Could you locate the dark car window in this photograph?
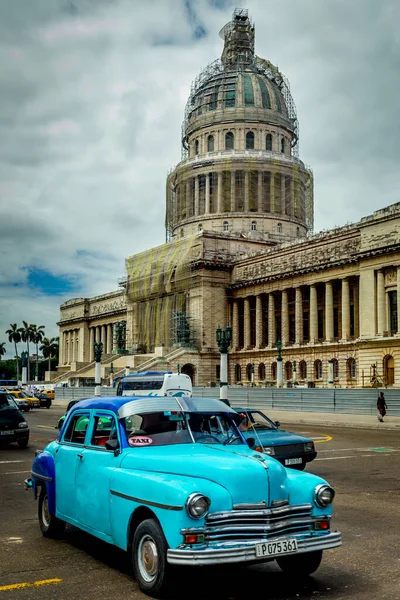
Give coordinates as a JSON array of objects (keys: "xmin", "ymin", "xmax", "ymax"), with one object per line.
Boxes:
[
  {"xmin": 239, "ymin": 410, "xmax": 277, "ymax": 431},
  {"xmin": 63, "ymin": 412, "xmax": 90, "ymax": 445},
  {"xmin": 90, "ymin": 414, "xmax": 117, "ymax": 448},
  {"xmin": 0, "ymin": 394, "xmax": 17, "ymax": 410}
]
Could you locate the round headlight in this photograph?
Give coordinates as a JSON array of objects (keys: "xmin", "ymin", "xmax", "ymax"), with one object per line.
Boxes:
[
  {"xmin": 315, "ymin": 484, "xmax": 335, "ymax": 507},
  {"xmin": 186, "ymin": 493, "xmax": 211, "ymax": 519}
]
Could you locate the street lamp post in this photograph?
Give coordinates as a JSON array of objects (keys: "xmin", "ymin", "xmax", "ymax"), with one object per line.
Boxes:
[
  {"xmin": 328, "ymin": 359, "xmax": 334, "ymax": 389},
  {"xmin": 21, "ymin": 351, "xmax": 28, "ymax": 386},
  {"xmin": 293, "ymin": 359, "xmax": 297, "ymax": 383},
  {"xmin": 276, "ymin": 340, "xmax": 283, "ymax": 388},
  {"xmin": 216, "ymin": 325, "xmax": 232, "ymax": 405},
  {"xmin": 109, "ymin": 362, "xmax": 114, "ymax": 387},
  {"xmin": 94, "ymin": 341, "xmax": 103, "ymax": 397}
]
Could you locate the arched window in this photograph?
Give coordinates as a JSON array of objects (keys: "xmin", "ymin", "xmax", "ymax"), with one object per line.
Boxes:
[
  {"xmin": 195, "ymin": 140, "xmax": 199, "ymax": 154},
  {"xmin": 246, "ymin": 363, "xmax": 253, "ymax": 382},
  {"xmin": 225, "ymin": 131, "xmax": 234, "ymax": 150},
  {"xmin": 258, "ymin": 363, "xmax": 266, "ymax": 380},
  {"xmin": 266, "ymin": 133, "xmax": 272, "ymax": 151},
  {"xmin": 281, "ymin": 137, "xmax": 285, "ymax": 153},
  {"xmin": 299, "ymin": 360, "xmax": 307, "ymax": 380},
  {"xmin": 347, "ymin": 358, "xmax": 356, "ymax": 380},
  {"xmin": 207, "ymin": 135, "xmax": 214, "ymax": 152},
  {"xmin": 277, "ymin": 223, "xmax": 282, "ymax": 233},
  {"xmin": 251, "ymin": 221, "xmax": 257, "ymax": 231},
  {"xmin": 271, "ymin": 362, "xmax": 277, "ymax": 381},
  {"xmin": 198, "ymin": 224, "xmax": 202, "ymax": 231},
  {"xmin": 314, "ymin": 360, "xmax": 322, "ymax": 380},
  {"xmin": 285, "ymin": 361, "xmax": 293, "ymax": 381},
  {"xmin": 223, "ymin": 221, "xmax": 229, "ymax": 232},
  {"xmin": 246, "ymin": 131, "xmax": 254, "ymax": 150},
  {"xmin": 383, "ymin": 354, "xmax": 395, "ymax": 385},
  {"xmin": 331, "ymin": 358, "xmax": 339, "ymax": 380},
  {"xmin": 235, "ymin": 364, "xmax": 242, "ymax": 382}
]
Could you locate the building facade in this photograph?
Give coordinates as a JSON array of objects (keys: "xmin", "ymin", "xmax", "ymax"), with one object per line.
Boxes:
[{"xmin": 56, "ymin": 9, "xmax": 400, "ymax": 388}]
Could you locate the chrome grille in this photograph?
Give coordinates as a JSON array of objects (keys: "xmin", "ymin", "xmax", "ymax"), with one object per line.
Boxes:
[{"xmin": 204, "ymin": 504, "xmax": 313, "ymax": 542}]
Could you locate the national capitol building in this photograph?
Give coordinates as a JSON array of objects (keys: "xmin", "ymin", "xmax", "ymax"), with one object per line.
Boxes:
[{"xmin": 55, "ymin": 9, "xmax": 400, "ymax": 389}]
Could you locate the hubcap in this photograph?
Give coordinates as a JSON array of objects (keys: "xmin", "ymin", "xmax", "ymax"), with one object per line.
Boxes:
[
  {"xmin": 138, "ymin": 535, "xmax": 159, "ymax": 583},
  {"xmin": 42, "ymin": 494, "xmax": 50, "ymax": 528}
]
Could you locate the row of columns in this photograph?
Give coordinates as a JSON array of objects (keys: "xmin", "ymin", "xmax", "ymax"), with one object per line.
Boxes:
[
  {"xmin": 177, "ymin": 170, "xmax": 301, "ymax": 220},
  {"xmin": 232, "ymin": 278, "xmax": 359, "ymax": 350},
  {"xmin": 88, "ymin": 323, "xmax": 115, "ymax": 362},
  {"xmin": 190, "ymin": 129, "xmax": 290, "ymax": 157},
  {"xmin": 61, "ymin": 329, "xmax": 80, "ymax": 365}
]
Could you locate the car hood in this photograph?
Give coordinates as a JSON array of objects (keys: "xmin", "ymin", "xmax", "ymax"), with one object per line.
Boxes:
[
  {"xmin": 242, "ymin": 428, "xmax": 311, "ymax": 447},
  {"xmin": 120, "ymin": 444, "xmax": 289, "ymax": 506},
  {"xmin": 0, "ymin": 407, "xmax": 25, "ymax": 426}
]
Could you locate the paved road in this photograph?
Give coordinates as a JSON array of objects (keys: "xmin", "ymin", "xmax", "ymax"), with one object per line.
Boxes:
[{"xmin": 0, "ymin": 407, "xmax": 399, "ymax": 600}]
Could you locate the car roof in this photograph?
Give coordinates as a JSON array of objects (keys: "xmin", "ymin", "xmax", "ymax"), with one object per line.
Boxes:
[{"xmin": 69, "ymin": 396, "xmax": 238, "ymax": 419}]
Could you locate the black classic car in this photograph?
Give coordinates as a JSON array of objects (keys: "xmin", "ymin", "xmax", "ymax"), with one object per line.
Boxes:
[{"xmin": 0, "ymin": 391, "xmax": 29, "ymax": 448}]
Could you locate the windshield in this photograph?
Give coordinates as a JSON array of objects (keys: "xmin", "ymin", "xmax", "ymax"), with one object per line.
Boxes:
[
  {"xmin": 123, "ymin": 411, "xmax": 243, "ymax": 447},
  {"xmin": 239, "ymin": 410, "xmax": 277, "ymax": 431}
]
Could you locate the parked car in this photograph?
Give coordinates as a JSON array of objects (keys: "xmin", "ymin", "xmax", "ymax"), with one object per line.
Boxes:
[
  {"xmin": 235, "ymin": 408, "xmax": 317, "ymax": 470},
  {"xmin": 26, "ymin": 396, "xmax": 341, "ymax": 596},
  {"xmin": 3, "ymin": 392, "xmax": 30, "ymax": 413},
  {"xmin": 0, "ymin": 391, "xmax": 29, "ymax": 448},
  {"xmin": 34, "ymin": 393, "xmax": 52, "ymax": 409},
  {"xmin": 9, "ymin": 391, "xmax": 40, "ymax": 409}
]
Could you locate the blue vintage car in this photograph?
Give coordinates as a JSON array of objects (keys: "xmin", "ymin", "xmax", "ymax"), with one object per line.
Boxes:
[
  {"xmin": 25, "ymin": 396, "xmax": 341, "ymax": 596},
  {"xmin": 235, "ymin": 408, "xmax": 317, "ymax": 470}
]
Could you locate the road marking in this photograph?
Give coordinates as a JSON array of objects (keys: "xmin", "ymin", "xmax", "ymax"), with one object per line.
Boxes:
[
  {"xmin": 0, "ymin": 470, "xmax": 31, "ymax": 475},
  {"xmin": 37, "ymin": 425, "xmax": 56, "ymax": 430},
  {"xmin": 0, "ymin": 579, "xmax": 62, "ymax": 592},
  {"xmin": 316, "ymin": 453, "xmax": 390, "ymax": 461},
  {"xmin": 3, "ymin": 537, "xmax": 23, "ymax": 544},
  {"xmin": 369, "ymin": 447, "xmax": 394, "ymax": 453},
  {"xmin": 312, "ymin": 435, "xmax": 332, "ymax": 443},
  {"xmin": 0, "ymin": 460, "xmax": 25, "ymax": 465}
]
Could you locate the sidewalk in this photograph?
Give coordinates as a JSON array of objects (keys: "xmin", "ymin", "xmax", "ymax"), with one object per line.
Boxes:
[{"xmin": 264, "ymin": 410, "xmax": 400, "ymax": 430}]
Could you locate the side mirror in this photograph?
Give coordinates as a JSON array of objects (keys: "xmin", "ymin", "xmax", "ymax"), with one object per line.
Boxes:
[
  {"xmin": 105, "ymin": 439, "xmax": 120, "ymax": 455},
  {"xmin": 275, "ymin": 421, "xmax": 280, "ymax": 427},
  {"xmin": 247, "ymin": 437, "xmax": 256, "ymax": 449}
]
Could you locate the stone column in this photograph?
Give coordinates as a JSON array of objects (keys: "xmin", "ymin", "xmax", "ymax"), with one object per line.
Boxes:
[
  {"xmin": 270, "ymin": 172, "xmax": 275, "ymax": 212},
  {"xmin": 194, "ymin": 175, "xmax": 199, "ymax": 216},
  {"xmin": 341, "ymin": 278, "xmax": 350, "ymax": 341},
  {"xmin": 101, "ymin": 324, "xmax": 106, "ymax": 348},
  {"xmin": 186, "ymin": 179, "xmax": 191, "ymax": 218},
  {"xmin": 89, "ymin": 327, "xmax": 94, "ymax": 361},
  {"xmin": 58, "ymin": 331, "xmax": 64, "ymax": 365},
  {"xmin": 295, "ymin": 287, "xmax": 303, "ymax": 345},
  {"xmin": 244, "ymin": 171, "xmax": 249, "ymax": 212},
  {"xmin": 255, "ymin": 295, "xmax": 263, "ymax": 349},
  {"xmin": 397, "ymin": 267, "xmax": 400, "ymax": 334},
  {"xmin": 280, "ymin": 173, "xmax": 285, "ymax": 214},
  {"xmin": 67, "ymin": 331, "xmax": 72, "ymax": 364},
  {"xmin": 217, "ymin": 172, "xmax": 223, "ymax": 213},
  {"xmin": 281, "ymin": 290, "xmax": 289, "ymax": 346},
  {"xmin": 268, "ymin": 293, "xmax": 276, "ymax": 347},
  {"xmin": 230, "ymin": 171, "xmax": 236, "ymax": 212},
  {"xmin": 232, "ymin": 301, "xmax": 239, "ymax": 349},
  {"xmin": 244, "ymin": 297, "xmax": 251, "ymax": 349},
  {"xmin": 205, "ymin": 173, "xmax": 210, "ymax": 214},
  {"xmin": 325, "ymin": 281, "xmax": 334, "ymax": 341},
  {"xmin": 377, "ymin": 270, "xmax": 386, "ymax": 335},
  {"xmin": 310, "ymin": 285, "xmax": 318, "ymax": 343},
  {"xmin": 106, "ymin": 324, "xmax": 113, "ymax": 354},
  {"xmin": 257, "ymin": 171, "xmax": 263, "ymax": 213}
]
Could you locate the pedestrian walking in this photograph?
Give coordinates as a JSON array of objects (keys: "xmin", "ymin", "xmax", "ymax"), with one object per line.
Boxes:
[{"xmin": 377, "ymin": 391, "xmax": 387, "ymax": 422}]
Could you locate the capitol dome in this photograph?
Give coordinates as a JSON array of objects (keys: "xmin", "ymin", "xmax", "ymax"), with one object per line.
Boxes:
[{"xmin": 166, "ymin": 8, "xmax": 312, "ymax": 244}]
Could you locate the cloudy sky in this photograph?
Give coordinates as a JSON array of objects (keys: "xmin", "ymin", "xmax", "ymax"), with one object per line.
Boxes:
[{"xmin": 1, "ymin": 0, "xmax": 399, "ymax": 357}]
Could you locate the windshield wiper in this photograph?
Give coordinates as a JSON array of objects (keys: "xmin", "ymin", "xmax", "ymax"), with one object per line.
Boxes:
[{"xmin": 223, "ymin": 435, "xmax": 241, "ymax": 446}]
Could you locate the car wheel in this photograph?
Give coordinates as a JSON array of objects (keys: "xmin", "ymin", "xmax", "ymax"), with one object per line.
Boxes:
[
  {"xmin": 132, "ymin": 519, "xmax": 172, "ymax": 596},
  {"xmin": 17, "ymin": 438, "xmax": 29, "ymax": 449},
  {"xmin": 38, "ymin": 487, "xmax": 65, "ymax": 538},
  {"xmin": 277, "ymin": 550, "xmax": 323, "ymax": 576}
]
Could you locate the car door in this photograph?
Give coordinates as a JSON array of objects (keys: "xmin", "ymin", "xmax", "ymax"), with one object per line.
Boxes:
[
  {"xmin": 75, "ymin": 411, "xmax": 121, "ymax": 537},
  {"xmin": 55, "ymin": 410, "xmax": 91, "ymax": 522}
]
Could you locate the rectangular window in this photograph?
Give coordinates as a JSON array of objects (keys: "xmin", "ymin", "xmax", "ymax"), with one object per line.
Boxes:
[
  {"xmin": 63, "ymin": 413, "xmax": 90, "ymax": 445},
  {"xmin": 317, "ymin": 309, "xmax": 324, "ymax": 340},
  {"xmin": 389, "ymin": 291, "xmax": 398, "ymax": 334},
  {"xmin": 90, "ymin": 415, "xmax": 117, "ymax": 448},
  {"xmin": 333, "ymin": 307, "xmax": 339, "ymax": 338}
]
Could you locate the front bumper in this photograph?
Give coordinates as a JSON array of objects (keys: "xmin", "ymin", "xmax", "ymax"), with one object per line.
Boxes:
[
  {"xmin": 167, "ymin": 531, "xmax": 342, "ymax": 566},
  {"xmin": 0, "ymin": 430, "xmax": 29, "ymax": 444}
]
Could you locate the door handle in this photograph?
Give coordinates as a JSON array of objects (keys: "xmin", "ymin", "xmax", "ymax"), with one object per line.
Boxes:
[{"xmin": 77, "ymin": 453, "xmax": 83, "ymax": 459}]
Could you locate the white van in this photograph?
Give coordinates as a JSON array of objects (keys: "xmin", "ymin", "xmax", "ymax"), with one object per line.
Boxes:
[{"xmin": 116, "ymin": 371, "xmax": 192, "ymax": 397}]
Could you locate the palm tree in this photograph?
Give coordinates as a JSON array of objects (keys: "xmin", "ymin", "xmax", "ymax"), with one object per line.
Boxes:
[
  {"xmin": 40, "ymin": 337, "xmax": 59, "ymax": 375},
  {"xmin": 0, "ymin": 342, "xmax": 6, "ymax": 360},
  {"xmin": 31, "ymin": 324, "xmax": 45, "ymax": 381},
  {"xmin": 20, "ymin": 321, "xmax": 34, "ymax": 381},
  {"xmin": 5, "ymin": 324, "xmax": 21, "ymax": 380}
]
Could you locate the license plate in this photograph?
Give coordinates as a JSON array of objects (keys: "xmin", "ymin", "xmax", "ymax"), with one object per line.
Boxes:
[
  {"xmin": 285, "ymin": 457, "xmax": 302, "ymax": 465},
  {"xmin": 256, "ymin": 538, "xmax": 298, "ymax": 558},
  {"xmin": 0, "ymin": 430, "xmax": 14, "ymax": 436}
]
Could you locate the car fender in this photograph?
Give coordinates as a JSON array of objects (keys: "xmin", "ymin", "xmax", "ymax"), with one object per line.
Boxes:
[
  {"xmin": 286, "ymin": 469, "xmax": 334, "ymax": 516},
  {"xmin": 109, "ymin": 470, "xmax": 232, "ymax": 551},
  {"xmin": 31, "ymin": 450, "xmax": 57, "ymax": 514}
]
